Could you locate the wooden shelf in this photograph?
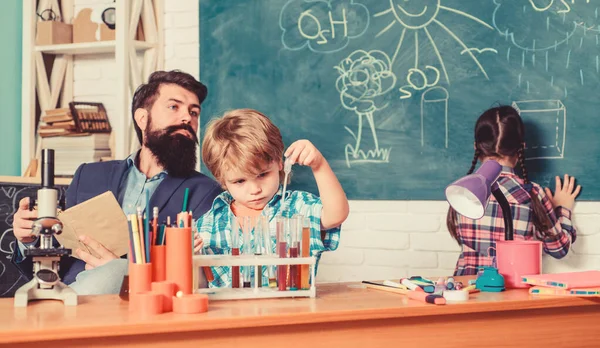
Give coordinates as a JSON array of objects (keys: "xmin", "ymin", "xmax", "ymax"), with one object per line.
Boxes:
[
  {"xmin": 22, "ymin": 0, "xmax": 165, "ymax": 174},
  {"xmin": 35, "ymin": 40, "xmax": 155, "ymax": 55},
  {"xmin": 0, "ymin": 176, "xmax": 71, "ymax": 185}
]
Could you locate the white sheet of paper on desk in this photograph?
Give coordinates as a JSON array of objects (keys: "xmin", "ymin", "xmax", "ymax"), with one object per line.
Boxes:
[{"xmin": 55, "ymin": 191, "xmax": 129, "ymax": 260}]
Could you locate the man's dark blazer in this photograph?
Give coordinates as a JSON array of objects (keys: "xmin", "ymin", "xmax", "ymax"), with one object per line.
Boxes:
[{"xmin": 12, "ymin": 159, "xmax": 222, "ymax": 284}]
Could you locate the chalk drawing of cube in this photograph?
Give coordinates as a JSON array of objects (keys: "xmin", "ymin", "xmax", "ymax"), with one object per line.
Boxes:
[{"xmin": 512, "ymin": 100, "xmax": 566, "ymax": 160}]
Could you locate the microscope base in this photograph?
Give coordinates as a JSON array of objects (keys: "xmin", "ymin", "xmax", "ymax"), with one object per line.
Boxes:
[{"xmin": 14, "ymin": 279, "xmax": 78, "ymax": 307}]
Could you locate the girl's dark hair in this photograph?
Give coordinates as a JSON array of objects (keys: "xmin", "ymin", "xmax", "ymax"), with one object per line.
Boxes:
[{"xmin": 446, "ymin": 105, "xmax": 552, "ymax": 244}]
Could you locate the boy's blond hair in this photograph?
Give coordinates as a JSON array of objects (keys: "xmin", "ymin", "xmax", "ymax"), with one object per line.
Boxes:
[{"xmin": 202, "ymin": 108, "xmax": 285, "ymax": 187}]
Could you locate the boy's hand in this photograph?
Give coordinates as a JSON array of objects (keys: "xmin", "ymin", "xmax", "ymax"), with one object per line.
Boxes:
[
  {"xmin": 285, "ymin": 140, "xmax": 324, "ymax": 171},
  {"xmin": 544, "ymin": 174, "xmax": 581, "ymax": 211},
  {"xmin": 193, "ymin": 234, "xmax": 204, "ymax": 254}
]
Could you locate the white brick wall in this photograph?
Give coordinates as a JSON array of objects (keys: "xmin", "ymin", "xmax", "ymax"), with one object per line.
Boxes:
[
  {"xmin": 317, "ymin": 201, "xmax": 600, "ymax": 282},
  {"xmin": 72, "ymin": 0, "xmax": 117, "ymax": 125},
  {"xmin": 73, "ymin": 0, "xmax": 200, "ymax": 127},
  {"xmin": 72, "ymin": 0, "xmax": 600, "ymax": 283},
  {"xmin": 163, "ymin": 1, "xmax": 199, "ymax": 78}
]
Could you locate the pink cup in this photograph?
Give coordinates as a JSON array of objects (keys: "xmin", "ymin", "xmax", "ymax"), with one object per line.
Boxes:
[{"xmin": 494, "ymin": 240, "xmax": 542, "ymax": 288}]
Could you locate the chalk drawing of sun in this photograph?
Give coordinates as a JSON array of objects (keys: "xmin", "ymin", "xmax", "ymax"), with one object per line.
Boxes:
[{"xmin": 375, "ymin": 0, "xmax": 495, "ymax": 84}]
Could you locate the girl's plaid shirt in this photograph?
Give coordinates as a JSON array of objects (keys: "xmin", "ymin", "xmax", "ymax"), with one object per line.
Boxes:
[{"xmin": 452, "ymin": 169, "xmax": 576, "ymax": 276}]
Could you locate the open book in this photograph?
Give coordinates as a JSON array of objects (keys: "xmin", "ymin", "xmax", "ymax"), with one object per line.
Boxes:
[{"xmin": 55, "ymin": 191, "xmax": 129, "ymax": 260}]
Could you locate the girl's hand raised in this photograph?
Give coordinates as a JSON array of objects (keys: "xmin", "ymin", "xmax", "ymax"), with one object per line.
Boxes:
[{"xmin": 544, "ymin": 174, "xmax": 581, "ymax": 211}]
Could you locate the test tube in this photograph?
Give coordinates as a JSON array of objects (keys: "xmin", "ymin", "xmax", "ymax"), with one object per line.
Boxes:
[
  {"xmin": 254, "ymin": 216, "xmax": 266, "ymax": 288},
  {"xmin": 260, "ymin": 216, "xmax": 277, "ymax": 288},
  {"xmin": 242, "ymin": 216, "xmax": 253, "ymax": 288},
  {"xmin": 301, "ymin": 217, "xmax": 310, "ymax": 290},
  {"xmin": 288, "ymin": 216, "xmax": 300, "ymax": 291},
  {"xmin": 230, "ymin": 215, "xmax": 240, "ymax": 288},
  {"xmin": 276, "ymin": 216, "xmax": 287, "ymax": 291}
]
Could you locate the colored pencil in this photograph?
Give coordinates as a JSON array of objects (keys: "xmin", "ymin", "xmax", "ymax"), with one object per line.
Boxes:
[
  {"xmin": 182, "ymin": 187, "xmax": 190, "ymax": 211},
  {"xmin": 127, "ymin": 216, "xmax": 136, "ymax": 264},
  {"xmin": 130, "ymin": 214, "xmax": 142, "ymax": 264},
  {"xmin": 362, "ymin": 281, "xmax": 446, "ymax": 305},
  {"xmin": 145, "ymin": 190, "xmax": 151, "ymax": 262},
  {"xmin": 152, "ymin": 207, "xmax": 158, "ymax": 245}
]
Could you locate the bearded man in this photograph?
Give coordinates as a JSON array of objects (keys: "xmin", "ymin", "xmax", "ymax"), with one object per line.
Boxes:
[{"xmin": 11, "ymin": 70, "xmax": 222, "ymax": 294}]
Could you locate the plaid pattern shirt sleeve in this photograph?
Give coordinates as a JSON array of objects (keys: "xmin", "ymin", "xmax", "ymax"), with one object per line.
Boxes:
[
  {"xmin": 196, "ymin": 189, "xmax": 342, "ymax": 288},
  {"xmin": 531, "ymin": 183, "xmax": 576, "ymax": 259},
  {"xmin": 196, "ymin": 192, "xmax": 233, "ymax": 288}
]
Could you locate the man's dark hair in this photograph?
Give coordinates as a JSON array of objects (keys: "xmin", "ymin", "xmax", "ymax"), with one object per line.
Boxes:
[{"xmin": 131, "ymin": 70, "xmax": 208, "ymax": 144}]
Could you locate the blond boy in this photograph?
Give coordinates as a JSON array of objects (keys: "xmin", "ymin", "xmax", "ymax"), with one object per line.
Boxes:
[{"xmin": 196, "ymin": 108, "xmax": 349, "ymax": 287}]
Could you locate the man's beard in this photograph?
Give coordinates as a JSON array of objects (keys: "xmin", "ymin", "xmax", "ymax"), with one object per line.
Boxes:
[{"xmin": 144, "ymin": 116, "xmax": 198, "ymax": 178}]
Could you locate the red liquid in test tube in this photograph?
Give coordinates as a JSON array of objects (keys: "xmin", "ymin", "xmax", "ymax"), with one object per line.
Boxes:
[
  {"xmin": 289, "ymin": 244, "xmax": 299, "ymax": 290},
  {"xmin": 276, "ymin": 217, "xmax": 287, "ymax": 291},
  {"xmin": 230, "ymin": 215, "xmax": 240, "ymax": 288},
  {"xmin": 232, "ymin": 248, "xmax": 240, "ymax": 288},
  {"xmin": 289, "ymin": 216, "xmax": 300, "ymax": 291}
]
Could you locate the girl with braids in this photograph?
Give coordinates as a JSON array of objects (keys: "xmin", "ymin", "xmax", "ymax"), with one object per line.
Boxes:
[{"xmin": 447, "ymin": 105, "xmax": 581, "ymax": 276}]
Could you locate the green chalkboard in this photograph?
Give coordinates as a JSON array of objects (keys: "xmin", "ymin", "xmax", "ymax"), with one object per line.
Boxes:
[{"xmin": 200, "ymin": 0, "xmax": 600, "ymax": 200}]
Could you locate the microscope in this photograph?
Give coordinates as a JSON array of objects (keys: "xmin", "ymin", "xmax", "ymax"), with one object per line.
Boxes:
[{"xmin": 14, "ymin": 149, "xmax": 78, "ymax": 307}]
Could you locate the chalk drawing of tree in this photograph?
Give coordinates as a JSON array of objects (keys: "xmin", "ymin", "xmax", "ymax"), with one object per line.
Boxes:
[{"xmin": 335, "ymin": 49, "xmax": 396, "ymax": 167}]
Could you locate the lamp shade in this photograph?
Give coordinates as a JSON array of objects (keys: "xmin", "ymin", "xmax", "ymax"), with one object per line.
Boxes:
[{"xmin": 445, "ymin": 160, "xmax": 502, "ymax": 219}]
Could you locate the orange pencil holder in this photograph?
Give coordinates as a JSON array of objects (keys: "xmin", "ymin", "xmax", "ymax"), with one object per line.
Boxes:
[
  {"xmin": 130, "ymin": 291, "xmax": 163, "ymax": 316},
  {"xmin": 165, "ymin": 227, "xmax": 193, "ymax": 294},
  {"xmin": 151, "ymin": 245, "xmax": 166, "ymax": 282},
  {"xmin": 172, "ymin": 293, "xmax": 209, "ymax": 314},
  {"xmin": 151, "ymin": 281, "xmax": 176, "ymax": 312},
  {"xmin": 128, "ymin": 262, "xmax": 152, "ymax": 311}
]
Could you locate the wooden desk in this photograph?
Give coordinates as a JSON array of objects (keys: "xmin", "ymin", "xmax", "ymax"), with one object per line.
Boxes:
[{"xmin": 1, "ymin": 283, "xmax": 599, "ymax": 347}]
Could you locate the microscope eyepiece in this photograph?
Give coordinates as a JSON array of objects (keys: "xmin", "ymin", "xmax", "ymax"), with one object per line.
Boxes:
[{"xmin": 41, "ymin": 149, "xmax": 55, "ymax": 188}]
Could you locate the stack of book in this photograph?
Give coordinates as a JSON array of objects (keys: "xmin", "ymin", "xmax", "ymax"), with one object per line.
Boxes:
[
  {"xmin": 41, "ymin": 133, "xmax": 112, "ymax": 176},
  {"xmin": 524, "ymin": 271, "xmax": 600, "ymax": 296},
  {"xmin": 38, "ymin": 105, "xmax": 113, "ymax": 176},
  {"xmin": 39, "ymin": 108, "xmax": 77, "ymax": 137}
]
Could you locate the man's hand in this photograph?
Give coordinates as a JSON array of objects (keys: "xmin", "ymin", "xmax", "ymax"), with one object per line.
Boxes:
[
  {"xmin": 13, "ymin": 197, "xmax": 37, "ymax": 244},
  {"xmin": 76, "ymin": 235, "xmax": 118, "ymax": 270}
]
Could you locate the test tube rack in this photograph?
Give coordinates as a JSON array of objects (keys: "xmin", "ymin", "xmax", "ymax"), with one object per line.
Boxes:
[{"xmin": 192, "ymin": 254, "xmax": 317, "ymax": 300}]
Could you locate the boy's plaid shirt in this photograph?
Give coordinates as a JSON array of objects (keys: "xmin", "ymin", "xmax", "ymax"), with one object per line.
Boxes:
[
  {"xmin": 196, "ymin": 187, "xmax": 341, "ymax": 288},
  {"xmin": 452, "ymin": 169, "xmax": 576, "ymax": 276}
]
